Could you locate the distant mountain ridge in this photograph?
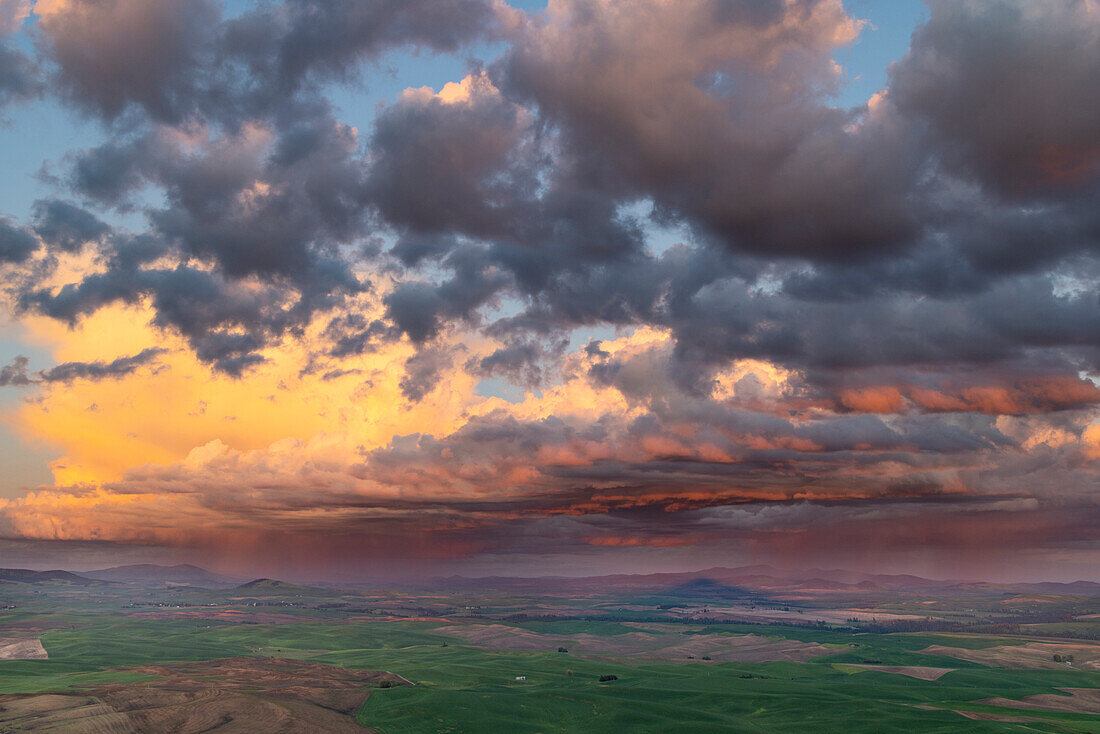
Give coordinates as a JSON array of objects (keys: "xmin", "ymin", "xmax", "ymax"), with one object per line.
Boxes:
[
  {"xmin": 233, "ymin": 578, "xmax": 322, "ymax": 594},
  {"xmin": 237, "ymin": 578, "xmax": 288, "ymax": 589},
  {"xmin": 6, "ymin": 563, "xmax": 1098, "ymax": 596},
  {"xmin": 430, "ymin": 565, "xmax": 1100, "ymax": 597},
  {"xmin": 0, "ymin": 568, "xmax": 100, "ymax": 585},
  {"xmin": 83, "ymin": 564, "xmax": 238, "ymax": 587}
]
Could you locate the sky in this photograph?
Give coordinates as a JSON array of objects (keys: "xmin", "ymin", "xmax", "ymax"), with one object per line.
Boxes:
[{"xmin": 0, "ymin": 0, "xmax": 1097, "ymax": 582}]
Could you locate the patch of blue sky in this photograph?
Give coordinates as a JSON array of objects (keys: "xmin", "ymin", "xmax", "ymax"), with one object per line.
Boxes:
[
  {"xmin": 0, "ymin": 320, "xmax": 57, "ymax": 497},
  {"xmin": 0, "ymin": 315, "xmax": 52, "ymax": 379},
  {"xmin": 325, "ymin": 1, "xmax": 549, "ymax": 133},
  {"xmin": 567, "ymin": 323, "xmax": 619, "ymax": 352},
  {"xmin": 327, "ymin": 47, "xmax": 473, "ymax": 138},
  {"xmin": 0, "ymin": 98, "xmax": 106, "ymax": 220},
  {"xmin": 616, "ymin": 199, "xmax": 694, "ymax": 257},
  {"xmin": 832, "ymin": 0, "xmax": 928, "ymax": 109},
  {"xmin": 475, "ymin": 375, "xmax": 531, "ymax": 403}
]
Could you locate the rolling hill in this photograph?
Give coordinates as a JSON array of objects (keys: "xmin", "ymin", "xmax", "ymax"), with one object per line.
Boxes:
[
  {"xmin": 83, "ymin": 564, "xmax": 238, "ymax": 587},
  {"xmin": 0, "ymin": 568, "xmax": 100, "ymax": 585}
]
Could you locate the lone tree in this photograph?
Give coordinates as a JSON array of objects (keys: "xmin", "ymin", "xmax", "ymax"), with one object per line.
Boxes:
[{"xmin": 599, "ymin": 674, "xmax": 618, "ymax": 682}]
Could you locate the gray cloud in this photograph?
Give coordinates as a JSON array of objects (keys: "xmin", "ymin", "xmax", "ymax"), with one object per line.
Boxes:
[
  {"xmin": 1, "ymin": 348, "xmax": 164, "ymax": 386},
  {"xmin": 0, "ymin": 41, "xmax": 37, "ymax": 109},
  {"xmin": 14, "ymin": 0, "xmax": 501, "ymax": 373},
  {"xmin": 0, "ymin": 354, "xmax": 31, "ymax": 386},
  {"xmin": 0, "ymin": 217, "xmax": 36, "ymax": 263},
  {"xmin": 0, "ymin": 0, "xmax": 1096, "ymax": 512},
  {"xmin": 890, "ymin": 0, "xmax": 1100, "ymax": 197},
  {"xmin": 31, "ymin": 199, "xmax": 109, "ymax": 253},
  {"xmin": 39, "ymin": 348, "xmax": 165, "ymax": 383},
  {"xmin": 400, "ymin": 343, "xmax": 460, "ymax": 402},
  {"xmin": 496, "ymin": 0, "xmax": 920, "ymax": 260},
  {"xmin": 0, "ymin": 0, "xmax": 38, "ymax": 110}
]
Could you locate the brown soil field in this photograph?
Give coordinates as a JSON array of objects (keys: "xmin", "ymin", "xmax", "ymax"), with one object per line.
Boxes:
[
  {"xmin": 657, "ymin": 634, "xmax": 830, "ymax": 663},
  {"xmin": 954, "ymin": 710, "xmax": 1054, "ymax": 723},
  {"xmin": 0, "ymin": 636, "xmax": 47, "ymax": 660},
  {"xmin": 915, "ymin": 701, "xmax": 1067, "ymax": 724},
  {"xmin": 979, "ymin": 688, "xmax": 1100, "ymax": 715},
  {"xmin": 920, "ymin": 641, "xmax": 1100, "ymax": 670},
  {"xmin": 433, "ymin": 623, "xmax": 829, "ymax": 663},
  {"xmin": 0, "ymin": 657, "xmax": 408, "ymax": 733},
  {"xmin": 621, "ymin": 622, "xmax": 707, "ymax": 633},
  {"xmin": 848, "ymin": 664, "xmax": 955, "ymax": 680},
  {"xmin": 0, "ymin": 619, "xmax": 72, "ymax": 635}
]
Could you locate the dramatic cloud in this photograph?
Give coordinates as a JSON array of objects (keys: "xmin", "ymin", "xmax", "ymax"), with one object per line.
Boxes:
[
  {"xmin": 34, "ymin": 0, "xmax": 500, "ymax": 124},
  {"xmin": 14, "ymin": 0, "xmax": 504, "ymax": 373},
  {"xmin": 0, "ymin": 0, "xmax": 1096, "ymax": 577},
  {"xmin": 498, "ymin": 0, "xmax": 919, "ymax": 259},
  {"xmin": 891, "ymin": 0, "xmax": 1100, "ymax": 196}
]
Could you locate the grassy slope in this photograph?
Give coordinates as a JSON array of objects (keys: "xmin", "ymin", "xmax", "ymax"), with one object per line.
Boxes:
[{"xmin": 1, "ymin": 616, "xmax": 1100, "ymax": 732}]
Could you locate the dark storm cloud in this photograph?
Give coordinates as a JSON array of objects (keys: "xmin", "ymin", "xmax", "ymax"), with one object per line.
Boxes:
[
  {"xmin": 383, "ymin": 244, "xmax": 512, "ymax": 343},
  {"xmin": 365, "ymin": 70, "xmax": 652, "ymax": 345},
  {"xmin": 355, "ymin": 0, "xmax": 1100, "ymax": 388},
  {"xmin": 383, "ymin": 282, "xmax": 450, "ymax": 344},
  {"xmin": 8, "ymin": 0, "xmax": 1095, "ymax": 386},
  {"xmin": 0, "ymin": 0, "xmax": 38, "ymax": 109},
  {"xmin": 267, "ymin": 0, "xmax": 498, "ymax": 91},
  {"xmin": 316, "ymin": 340, "xmax": 1095, "ymax": 563},
  {"xmin": 31, "ymin": 199, "xmax": 109, "ymax": 252},
  {"xmin": 399, "ymin": 343, "xmax": 459, "ymax": 402},
  {"xmin": 67, "ymin": 135, "xmax": 156, "ymax": 207},
  {"xmin": 890, "ymin": 0, "xmax": 1100, "ymax": 197},
  {"xmin": 323, "ymin": 313, "xmax": 398, "ymax": 358},
  {"xmin": 666, "ymin": 270, "xmax": 1100, "ymax": 372},
  {"xmin": 13, "ymin": 0, "xmax": 501, "ymax": 373},
  {"xmin": 37, "ymin": 0, "xmax": 499, "ymax": 125},
  {"xmin": 36, "ymin": 0, "xmax": 219, "ymax": 122},
  {"xmin": 0, "ymin": 41, "xmax": 37, "ymax": 108},
  {"xmin": 5, "ymin": 0, "xmax": 1099, "ymax": 479},
  {"xmin": 472, "ymin": 334, "xmax": 568, "ymax": 388},
  {"xmin": 494, "ymin": 0, "xmax": 920, "ymax": 260},
  {"xmin": 3, "ymin": 0, "xmax": 1100, "ymax": 577},
  {"xmin": 147, "ymin": 115, "xmax": 368, "ymax": 282},
  {"xmin": 366, "ymin": 73, "xmax": 536, "ymax": 241},
  {"xmin": 0, "ymin": 217, "xmax": 36, "ymax": 263},
  {"xmin": 64, "ymin": 109, "xmax": 372, "ymax": 284},
  {"xmin": 18, "ymin": 263, "xmax": 292, "ymax": 376}
]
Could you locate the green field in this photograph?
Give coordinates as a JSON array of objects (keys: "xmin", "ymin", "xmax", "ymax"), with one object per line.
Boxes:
[
  {"xmin": 0, "ymin": 613, "xmax": 1098, "ymax": 732},
  {"xmin": 4, "ymin": 577, "xmax": 1100, "ymax": 732}
]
